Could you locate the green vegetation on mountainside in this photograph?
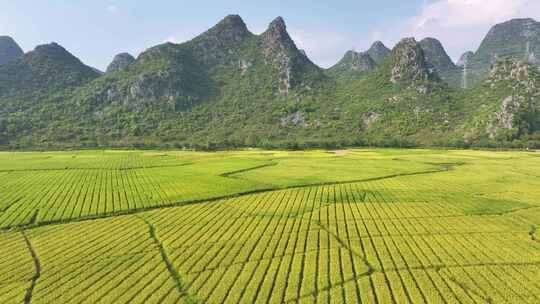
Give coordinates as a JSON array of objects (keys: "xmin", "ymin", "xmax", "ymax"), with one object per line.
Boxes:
[
  {"xmin": 0, "ymin": 16, "xmax": 539, "ymax": 150},
  {"xmin": 467, "ymin": 18, "xmax": 540, "ymax": 86}
]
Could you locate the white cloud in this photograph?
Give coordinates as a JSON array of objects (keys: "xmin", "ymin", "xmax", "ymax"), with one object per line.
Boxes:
[
  {"xmin": 413, "ymin": 0, "xmax": 531, "ymax": 28},
  {"xmin": 106, "ymin": 5, "xmax": 118, "ymax": 13},
  {"xmin": 372, "ymin": 0, "xmax": 540, "ymax": 61}
]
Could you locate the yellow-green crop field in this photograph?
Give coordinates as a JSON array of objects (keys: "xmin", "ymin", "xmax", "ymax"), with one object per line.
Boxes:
[{"xmin": 0, "ymin": 149, "xmax": 539, "ymax": 303}]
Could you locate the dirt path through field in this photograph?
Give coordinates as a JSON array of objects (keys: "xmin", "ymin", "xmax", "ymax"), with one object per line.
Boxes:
[{"xmin": 0, "ymin": 162, "xmax": 461, "ymax": 232}]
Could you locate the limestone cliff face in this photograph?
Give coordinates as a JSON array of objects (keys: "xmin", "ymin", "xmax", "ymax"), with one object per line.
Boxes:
[
  {"xmin": 106, "ymin": 53, "xmax": 135, "ymax": 73},
  {"xmin": 260, "ymin": 17, "xmax": 313, "ymax": 94},
  {"xmin": 327, "ymin": 41, "xmax": 389, "ymax": 80},
  {"xmin": 366, "ymin": 41, "xmax": 391, "ymax": 65},
  {"xmin": 0, "ymin": 42, "xmax": 100, "ymax": 96},
  {"xmin": 487, "ymin": 58, "xmax": 537, "ymax": 86},
  {"xmin": 72, "ymin": 15, "xmax": 324, "ymax": 113},
  {"xmin": 419, "ymin": 38, "xmax": 456, "ymax": 71},
  {"xmin": 468, "ymin": 18, "xmax": 540, "ymax": 85},
  {"xmin": 390, "ymin": 38, "xmax": 435, "ymax": 84},
  {"xmin": 485, "ymin": 59, "xmax": 540, "ymax": 139},
  {"xmin": 419, "ymin": 38, "xmax": 461, "ymax": 86},
  {"xmin": 342, "ymin": 51, "xmax": 376, "ymax": 72},
  {"xmin": 189, "ymin": 14, "xmax": 253, "ymax": 66},
  {"xmin": 488, "ymin": 96, "xmax": 521, "ymax": 135},
  {"xmin": 3, "ymin": 15, "xmax": 539, "ymax": 149},
  {"xmin": 97, "ymin": 15, "xmax": 254, "ymax": 109},
  {"xmin": 327, "ymin": 50, "xmax": 376, "ymax": 79},
  {"xmin": 0, "ymin": 36, "xmax": 23, "ymax": 66}
]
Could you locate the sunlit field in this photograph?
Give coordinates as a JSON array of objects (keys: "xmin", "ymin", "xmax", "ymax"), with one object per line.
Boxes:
[{"xmin": 1, "ymin": 149, "xmax": 539, "ymax": 303}]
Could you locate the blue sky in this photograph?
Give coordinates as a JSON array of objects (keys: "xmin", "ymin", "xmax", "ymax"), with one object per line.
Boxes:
[{"xmin": 1, "ymin": 0, "xmax": 539, "ymax": 70}]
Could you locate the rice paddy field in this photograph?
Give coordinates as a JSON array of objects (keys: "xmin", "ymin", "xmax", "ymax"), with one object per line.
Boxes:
[{"xmin": 0, "ymin": 149, "xmax": 539, "ymax": 303}]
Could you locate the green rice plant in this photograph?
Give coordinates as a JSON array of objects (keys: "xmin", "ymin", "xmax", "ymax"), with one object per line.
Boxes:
[{"xmin": 0, "ymin": 149, "xmax": 539, "ymax": 303}]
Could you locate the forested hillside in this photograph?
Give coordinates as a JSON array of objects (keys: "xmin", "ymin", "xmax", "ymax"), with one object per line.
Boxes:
[{"xmin": 0, "ymin": 16, "xmax": 539, "ymax": 149}]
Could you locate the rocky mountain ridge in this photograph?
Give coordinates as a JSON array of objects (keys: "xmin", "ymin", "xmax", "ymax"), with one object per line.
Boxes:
[
  {"xmin": 418, "ymin": 37, "xmax": 461, "ymax": 86},
  {"xmin": 366, "ymin": 41, "xmax": 391, "ymax": 64},
  {"xmin": 0, "ymin": 15, "xmax": 539, "ymax": 149},
  {"xmin": 106, "ymin": 53, "xmax": 135, "ymax": 72},
  {"xmin": 390, "ymin": 38, "xmax": 436, "ymax": 84},
  {"xmin": 466, "ymin": 18, "xmax": 540, "ymax": 86},
  {"xmin": 0, "ymin": 36, "xmax": 23, "ymax": 66},
  {"xmin": 0, "ymin": 42, "xmax": 100, "ymax": 97},
  {"xmin": 327, "ymin": 50, "xmax": 376, "ymax": 79}
]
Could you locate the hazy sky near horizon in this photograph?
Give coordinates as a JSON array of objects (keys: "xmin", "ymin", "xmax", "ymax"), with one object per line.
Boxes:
[{"xmin": 1, "ymin": 0, "xmax": 539, "ymax": 70}]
